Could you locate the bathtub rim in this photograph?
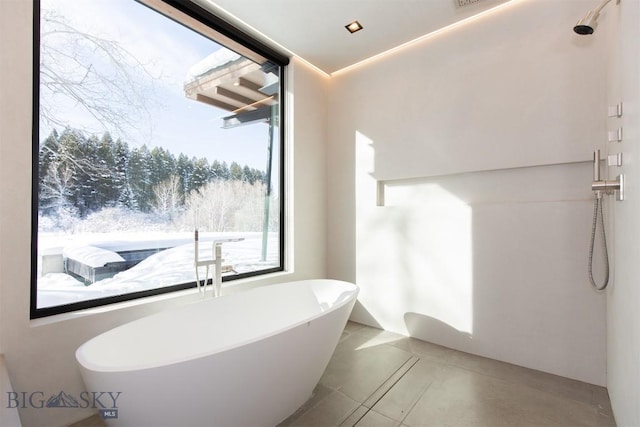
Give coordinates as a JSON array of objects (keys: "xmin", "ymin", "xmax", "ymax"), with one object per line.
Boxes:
[{"xmin": 76, "ymin": 279, "xmax": 358, "ymax": 373}]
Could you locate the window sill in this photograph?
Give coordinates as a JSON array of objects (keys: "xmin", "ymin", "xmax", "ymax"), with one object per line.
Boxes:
[{"xmin": 30, "ymin": 270, "xmax": 294, "ymax": 328}]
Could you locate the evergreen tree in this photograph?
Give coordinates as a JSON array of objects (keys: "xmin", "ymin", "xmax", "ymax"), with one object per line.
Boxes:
[
  {"xmin": 254, "ymin": 168, "xmax": 266, "ymax": 184},
  {"xmin": 210, "ymin": 159, "xmax": 224, "ymax": 181},
  {"xmin": 242, "ymin": 165, "xmax": 254, "ymax": 184},
  {"xmin": 96, "ymin": 132, "xmax": 119, "ymax": 207},
  {"xmin": 176, "ymin": 153, "xmax": 193, "ymax": 198},
  {"xmin": 218, "ymin": 161, "xmax": 230, "ymax": 181},
  {"xmin": 189, "ymin": 157, "xmax": 211, "ymax": 193},
  {"xmin": 112, "ymin": 138, "xmax": 131, "ymax": 208},
  {"xmin": 149, "ymin": 146, "xmax": 176, "ymax": 188},
  {"xmin": 118, "ymin": 182, "xmax": 138, "ymax": 211},
  {"xmin": 128, "ymin": 145, "xmax": 152, "ymax": 211},
  {"xmin": 229, "ymin": 161, "xmax": 243, "ymax": 181}
]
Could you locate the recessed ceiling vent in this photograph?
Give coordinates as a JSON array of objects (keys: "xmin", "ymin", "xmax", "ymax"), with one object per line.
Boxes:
[{"xmin": 455, "ymin": 0, "xmax": 485, "ymax": 8}]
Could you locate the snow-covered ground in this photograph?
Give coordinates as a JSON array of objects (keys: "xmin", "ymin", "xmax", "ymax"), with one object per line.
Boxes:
[{"xmin": 37, "ymin": 232, "xmax": 279, "ymax": 308}]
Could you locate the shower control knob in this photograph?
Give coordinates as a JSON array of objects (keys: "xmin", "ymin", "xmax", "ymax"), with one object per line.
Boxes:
[
  {"xmin": 608, "ymin": 128, "xmax": 623, "ymax": 143},
  {"xmin": 607, "ymin": 103, "xmax": 623, "ymax": 118},
  {"xmin": 607, "ymin": 153, "xmax": 623, "ymax": 167}
]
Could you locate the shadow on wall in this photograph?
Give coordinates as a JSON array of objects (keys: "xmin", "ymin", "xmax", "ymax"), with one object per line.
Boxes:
[
  {"xmin": 350, "ymin": 301, "xmax": 383, "ymax": 329},
  {"xmin": 350, "ymin": 130, "xmax": 607, "ymax": 383},
  {"xmin": 404, "ymin": 312, "xmax": 472, "ymax": 344}
]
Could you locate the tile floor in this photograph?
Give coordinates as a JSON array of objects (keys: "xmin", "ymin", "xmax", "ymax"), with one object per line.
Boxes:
[
  {"xmin": 70, "ymin": 321, "xmax": 615, "ymax": 427},
  {"xmin": 279, "ymin": 322, "xmax": 615, "ymax": 427}
]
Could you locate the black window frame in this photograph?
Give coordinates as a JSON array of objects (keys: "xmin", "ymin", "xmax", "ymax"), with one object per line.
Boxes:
[{"xmin": 30, "ymin": 0, "xmax": 288, "ymax": 319}]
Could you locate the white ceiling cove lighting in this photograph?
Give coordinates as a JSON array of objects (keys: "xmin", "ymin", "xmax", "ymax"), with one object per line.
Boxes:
[
  {"xmin": 345, "ymin": 20, "xmax": 363, "ymax": 34},
  {"xmin": 196, "ymin": 0, "xmax": 513, "ymax": 74}
]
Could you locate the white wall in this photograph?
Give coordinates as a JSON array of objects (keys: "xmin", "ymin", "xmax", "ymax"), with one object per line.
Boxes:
[
  {"xmin": 0, "ymin": 1, "xmax": 329, "ymax": 424},
  {"xmin": 288, "ymin": 60, "xmax": 330, "ymax": 276},
  {"xmin": 0, "ymin": 356, "xmax": 21, "ymax": 427},
  {"xmin": 606, "ymin": 0, "xmax": 640, "ymax": 424},
  {"xmin": 327, "ymin": 0, "xmax": 609, "ymax": 385}
]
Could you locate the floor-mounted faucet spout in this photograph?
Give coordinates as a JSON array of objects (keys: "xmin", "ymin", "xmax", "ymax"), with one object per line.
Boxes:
[{"xmin": 194, "ymin": 230, "xmax": 244, "ymax": 297}]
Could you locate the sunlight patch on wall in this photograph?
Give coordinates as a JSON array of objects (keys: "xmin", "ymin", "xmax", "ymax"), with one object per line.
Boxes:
[
  {"xmin": 354, "ymin": 131, "xmax": 474, "ymax": 336},
  {"xmin": 384, "ymin": 181, "xmax": 473, "ymax": 335},
  {"xmin": 354, "ymin": 131, "xmax": 401, "ymax": 329}
]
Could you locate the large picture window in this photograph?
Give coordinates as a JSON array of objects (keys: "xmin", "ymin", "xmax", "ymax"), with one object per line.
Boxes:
[{"xmin": 31, "ymin": 0, "xmax": 287, "ymax": 318}]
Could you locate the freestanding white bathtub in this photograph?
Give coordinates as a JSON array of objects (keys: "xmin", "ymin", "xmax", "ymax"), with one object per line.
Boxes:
[{"xmin": 76, "ymin": 279, "xmax": 358, "ymax": 426}]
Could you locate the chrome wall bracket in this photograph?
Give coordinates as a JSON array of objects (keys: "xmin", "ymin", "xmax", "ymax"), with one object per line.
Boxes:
[
  {"xmin": 592, "ymin": 176, "xmax": 624, "ymax": 200},
  {"xmin": 592, "ymin": 150, "xmax": 624, "ymax": 201}
]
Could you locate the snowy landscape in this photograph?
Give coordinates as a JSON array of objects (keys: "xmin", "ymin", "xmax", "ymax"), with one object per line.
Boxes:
[
  {"xmin": 35, "ymin": 0, "xmax": 282, "ymax": 311},
  {"xmin": 37, "ymin": 231, "xmax": 280, "ymax": 308}
]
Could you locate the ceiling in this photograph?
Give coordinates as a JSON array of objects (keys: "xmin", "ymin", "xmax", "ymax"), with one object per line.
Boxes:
[{"xmin": 195, "ymin": 0, "xmax": 512, "ymax": 75}]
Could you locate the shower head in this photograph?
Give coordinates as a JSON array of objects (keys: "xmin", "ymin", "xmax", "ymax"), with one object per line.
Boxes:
[
  {"xmin": 573, "ymin": 0, "xmax": 619, "ymax": 35},
  {"xmin": 574, "ymin": 10, "xmax": 599, "ymax": 35}
]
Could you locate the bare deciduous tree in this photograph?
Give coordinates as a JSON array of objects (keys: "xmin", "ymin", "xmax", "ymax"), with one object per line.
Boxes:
[
  {"xmin": 41, "ymin": 162, "xmax": 75, "ymax": 212},
  {"xmin": 182, "ymin": 180, "xmax": 268, "ymax": 232},
  {"xmin": 152, "ymin": 175, "xmax": 182, "ymax": 217},
  {"xmin": 39, "ymin": 9, "xmax": 159, "ymax": 141}
]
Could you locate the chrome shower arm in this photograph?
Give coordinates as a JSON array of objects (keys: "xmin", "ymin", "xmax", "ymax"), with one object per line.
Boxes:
[
  {"xmin": 573, "ymin": 0, "xmax": 620, "ymax": 35},
  {"xmin": 593, "ymin": 0, "xmax": 614, "ymax": 14}
]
